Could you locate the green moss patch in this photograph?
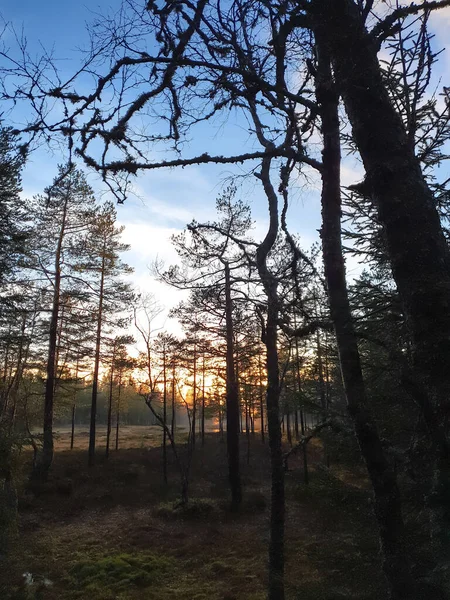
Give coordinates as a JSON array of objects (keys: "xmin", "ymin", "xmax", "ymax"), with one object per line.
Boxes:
[
  {"xmin": 154, "ymin": 498, "xmax": 219, "ymax": 520},
  {"xmin": 67, "ymin": 552, "xmax": 173, "ymax": 597}
]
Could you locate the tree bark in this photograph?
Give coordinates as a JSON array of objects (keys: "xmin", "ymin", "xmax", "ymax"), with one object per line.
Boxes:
[
  {"xmin": 244, "ymin": 385, "xmax": 251, "ymax": 464},
  {"xmin": 70, "ymin": 357, "xmax": 79, "ymax": 451},
  {"xmin": 256, "ymin": 155, "xmax": 284, "ymax": 600},
  {"xmin": 70, "ymin": 404, "xmax": 76, "ymax": 451},
  {"xmin": 163, "ymin": 346, "xmax": 168, "ymax": 485},
  {"xmin": 89, "ymin": 252, "xmax": 106, "ymax": 467},
  {"xmin": 105, "ymin": 345, "xmax": 115, "ymax": 459},
  {"xmin": 201, "ymin": 352, "xmax": 206, "ymax": 447},
  {"xmin": 192, "ymin": 341, "xmax": 197, "ymax": 448},
  {"xmin": 115, "ymin": 377, "xmax": 121, "ymax": 451},
  {"xmin": 258, "ymin": 348, "xmax": 265, "ymax": 444},
  {"xmin": 294, "ymin": 308, "xmax": 308, "ymax": 484},
  {"xmin": 315, "ymin": 35, "xmax": 414, "ymax": 599},
  {"xmin": 171, "ymin": 363, "xmax": 176, "ymax": 441},
  {"xmin": 224, "ymin": 262, "xmax": 242, "ymax": 509}
]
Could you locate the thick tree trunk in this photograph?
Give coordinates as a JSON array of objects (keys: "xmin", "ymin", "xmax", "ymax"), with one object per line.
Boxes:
[
  {"xmin": 313, "ymin": 2, "xmax": 450, "ymax": 591},
  {"xmin": 263, "ymin": 287, "xmax": 284, "ymax": 600},
  {"xmin": 315, "ymin": 37, "xmax": 414, "ymax": 599},
  {"xmin": 257, "ymin": 156, "xmax": 284, "ymax": 600},
  {"xmin": 224, "ymin": 262, "xmax": 242, "ymax": 509}
]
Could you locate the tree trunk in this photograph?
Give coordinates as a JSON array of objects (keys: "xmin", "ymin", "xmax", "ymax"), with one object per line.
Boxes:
[
  {"xmin": 89, "ymin": 252, "xmax": 106, "ymax": 467},
  {"xmin": 258, "ymin": 349, "xmax": 265, "ymax": 444},
  {"xmin": 171, "ymin": 363, "xmax": 176, "ymax": 441},
  {"xmin": 192, "ymin": 342, "xmax": 197, "ymax": 449},
  {"xmin": 257, "ymin": 156, "xmax": 284, "ymax": 600},
  {"xmin": 70, "ymin": 404, "xmax": 75, "ymax": 451},
  {"xmin": 224, "ymin": 262, "xmax": 242, "ymax": 509},
  {"xmin": 105, "ymin": 365, "xmax": 114, "ymax": 459},
  {"xmin": 315, "ymin": 36, "xmax": 414, "ymax": 599},
  {"xmin": 316, "ymin": 325, "xmax": 328, "ymax": 464},
  {"xmin": 294, "ymin": 324, "xmax": 308, "ymax": 483},
  {"xmin": 115, "ymin": 375, "xmax": 122, "ymax": 451},
  {"xmin": 244, "ymin": 386, "xmax": 251, "ymax": 465},
  {"xmin": 264, "ymin": 289, "xmax": 284, "ymax": 600},
  {"xmin": 70, "ymin": 356, "xmax": 79, "ymax": 451},
  {"xmin": 106, "ymin": 342, "xmax": 116, "ymax": 459},
  {"xmin": 300, "ymin": 409, "xmax": 308, "ymax": 485},
  {"xmin": 163, "ymin": 346, "xmax": 168, "ymax": 485},
  {"xmin": 201, "ymin": 352, "xmax": 206, "ymax": 446},
  {"xmin": 31, "ymin": 194, "xmax": 69, "ymax": 484},
  {"xmin": 4, "ymin": 314, "xmax": 27, "ymax": 429},
  {"xmin": 0, "ymin": 329, "xmax": 12, "ymax": 421},
  {"xmin": 286, "ymin": 411, "xmax": 292, "ymax": 447}
]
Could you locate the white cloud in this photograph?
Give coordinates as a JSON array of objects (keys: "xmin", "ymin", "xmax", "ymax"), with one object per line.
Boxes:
[
  {"xmin": 119, "ymin": 222, "xmax": 180, "ymax": 267},
  {"xmin": 341, "ymin": 163, "xmax": 364, "ymax": 188}
]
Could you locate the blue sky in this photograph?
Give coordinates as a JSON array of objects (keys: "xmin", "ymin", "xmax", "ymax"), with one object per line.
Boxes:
[{"xmin": 1, "ymin": 1, "xmax": 449, "ymax": 332}]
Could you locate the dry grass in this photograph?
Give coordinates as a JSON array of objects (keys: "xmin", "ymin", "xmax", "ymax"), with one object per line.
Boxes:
[
  {"xmin": 1, "ymin": 431, "xmax": 386, "ymax": 600},
  {"xmin": 51, "ymin": 425, "xmax": 165, "ymax": 452}
]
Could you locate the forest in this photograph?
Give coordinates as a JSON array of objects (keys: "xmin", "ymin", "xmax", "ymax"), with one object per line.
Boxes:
[{"xmin": 0, "ymin": 1, "xmax": 450, "ymax": 599}]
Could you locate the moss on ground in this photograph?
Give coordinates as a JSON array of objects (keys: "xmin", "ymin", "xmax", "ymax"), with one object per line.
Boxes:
[
  {"xmin": 154, "ymin": 497, "xmax": 220, "ymax": 520},
  {"xmin": 65, "ymin": 552, "xmax": 173, "ymax": 598}
]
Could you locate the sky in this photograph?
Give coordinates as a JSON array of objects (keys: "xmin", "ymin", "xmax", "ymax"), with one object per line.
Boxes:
[{"xmin": 1, "ymin": 0, "xmax": 449, "ymax": 336}]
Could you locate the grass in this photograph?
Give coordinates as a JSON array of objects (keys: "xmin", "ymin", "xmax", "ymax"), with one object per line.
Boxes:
[{"xmin": 1, "ymin": 430, "xmax": 387, "ymax": 600}]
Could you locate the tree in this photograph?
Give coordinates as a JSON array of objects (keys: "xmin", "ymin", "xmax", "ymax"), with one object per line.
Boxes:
[
  {"xmin": 81, "ymin": 201, "xmax": 134, "ymax": 466},
  {"xmin": 0, "ymin": 124, "xmax": 27, "ymax": 293},
  {"xmin": 313, "ymin": 41, "xmax": 413, "ymax": 598},
  {"xmin": 0, "ymin": 123, "xmax": 29, "ymax": 426},
  {"xmin": 28, "ymin": 164, "xmax": 96, "ymax": 483},
  {"xmin": 112, "ymin": 346, "xmax": 136, "ymax": 452},
  {"xmin": 161, "ymin": 187, "xmax": 255, "ymax": 509},
  {"xmin": 154, "ymin": 332, "xmax": 179, "ymax": 483},
  {"xmin": 105, "ymin": 335, "xmax": 134, "ymax": 459}
]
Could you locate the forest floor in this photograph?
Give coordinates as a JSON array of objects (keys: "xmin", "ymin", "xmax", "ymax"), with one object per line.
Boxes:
[{"xmin": 1, "ymin": 429, "xmax": 386, "ymax": 600}]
